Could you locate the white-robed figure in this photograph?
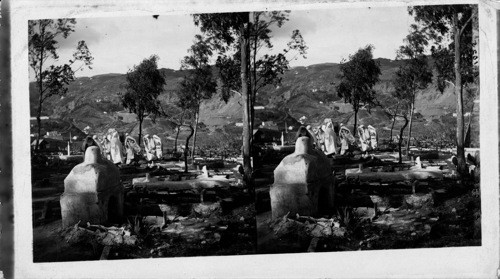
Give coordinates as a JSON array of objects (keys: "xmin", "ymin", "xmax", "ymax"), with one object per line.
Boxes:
[
  {"xmin": 152, "ymin": 135, "xmax": 163, "ymax": 159},
  {"xmin": 323, "ymin": 120, "xmax": 340, "ymax": 155},
  {"xmin": 143, "ymin": 134, "xmax": 157, "ymax": 163},
  {"xmin": 367, "ymin": 125, "xmax": 378, "ymax": 150},
  {"xmin": 103, "ymin": 137, "xmax": 112, "ymax": 161},
  {"xmin": 125, "ymin": 135, "xmax": 141, "ymax": 165},
  {"xmin": 315, "ymin": 126, "xmax": 326, "ymax": 152},
  {"xmin": 339, "ymin": 124, "xmax": 355, "ymax": 155},
  {"xmin": 357, "ymin": 124, "xmax": 372, "ymax": 152},
  {"xmin": 108, "ymin": 129, "xmax": 124, "ymax": 165}
]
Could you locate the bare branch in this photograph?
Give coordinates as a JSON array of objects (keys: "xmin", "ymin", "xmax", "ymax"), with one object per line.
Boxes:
[
  {"xmin": 445, "ymin": 79, "xmax": 455, "ymax": 87},
  {"xmin": 459, "ymin": 10, "xmax": 476, "ymax": 36}
]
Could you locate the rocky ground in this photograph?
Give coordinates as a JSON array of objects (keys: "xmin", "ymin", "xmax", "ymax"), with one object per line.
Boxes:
[
  {"xmin": 31, "ymin": 156, "xmax": 256, "ymax": 262},
  {"xmin": 255, "ymin": 149, "xmax": 481, "ymax": 254},
  {"xmin": 31, "ymin": 148, "xmax": 481, "ymax": 261}
]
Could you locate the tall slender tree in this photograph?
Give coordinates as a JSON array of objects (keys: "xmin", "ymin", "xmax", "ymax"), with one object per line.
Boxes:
[
  {"xmin": 377, "ymin": 94, "xmax": 400, "ymax": 142},
  {"xmin": 409, "ymin": 5, "xmax": 477, "ymax": 175},
  {"xmin": 180, "ymin": 35, "xmax": 217, "ymax": 160},
  {"xmin": 389, "ymin": 87, "xmax": 412, "ymax": 164},
  {"xmin": 192, "ymin": 12, "xmax": 253, "ymax": 186},
  {"xmin": 336, "ymin": 45, "xmax": 381, "ymax": 137},
  {"xmin": 247, "ymin": 12, "xmax": 308, "ymax": 131},
  {"xmin": 395, "ymin": 25, "xmax": 433, "ymax": 156},
  {"xmin": 174, "ymin": 98, "xmax": 195, "ymax": 173},
  {"xmin": 193, "ymin": 12, "xmax": 306, "ymax": 190},
  {"xmin": 120, "ymin": 55, "xmax": 166, "ymax": 146},
  {"xmin": 29, "ymin": 19, "xmax": 93, "ymax": 151}
]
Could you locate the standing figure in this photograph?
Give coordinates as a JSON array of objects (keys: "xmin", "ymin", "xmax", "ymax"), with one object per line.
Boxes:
[
  {"xmin": 339, "ymin": 124, "xmax": 355, "ymax": 155},
  {"xmin": 316, "ymin": 127, "xmax": 326, "ymax": 152},
  {"xmin": 367, "ymin": 125, "xmax": 378, "ymax": 150},
  {"xmin": 357, "ymin": 125, "xmax": 370, "ymax": 152},
  {"xmin": 153, "ymin": 135, "xmax": 163, "ymax": 160},
  {"xmin": 125, "ymin": 135, "xmax": 141, "ymax": 165},
  {"xmin": 109, "ymin": 129, "xmax": 124, "ymax": 165},
  {"xmin": 323, "ymin": 121, "xmax": 339, "ymax": 155},
  {"xmin": 143, "ymin": 134, "xmax": 157, "ymax": 167},
  {"xmin": 103, "ymin": 137, "xmax": 112, "ymax": 161}
]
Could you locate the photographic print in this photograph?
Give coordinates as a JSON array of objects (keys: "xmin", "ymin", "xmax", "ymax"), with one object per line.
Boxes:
[
  {"xmin": 253, "ymin": 5, "xmax": 482, "ymax": 254},
  {"xmin": 29, "ymin": 4, "xmax": 481, "ymax": 262},
  {"xmin": 12, "ymin": 0, "xmax": 499, "ymax": 277},
  {"xmin": 29, "ymin": 14, "xmax": 258, "ymax": 261}
]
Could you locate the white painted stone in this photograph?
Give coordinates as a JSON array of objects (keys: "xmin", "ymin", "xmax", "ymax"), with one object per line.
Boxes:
[
  {"xmin": 270, "ymin": 137, "xmax": 335, "ymax": 219},
  {"xmin": 60, "ymin": 146, "xmax": 124, "ymax": 227}
]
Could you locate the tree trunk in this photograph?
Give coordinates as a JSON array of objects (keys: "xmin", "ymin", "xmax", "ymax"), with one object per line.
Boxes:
[
  {"xmin": 390, "ymin": 115, "xmax": 396, "ymax": 142},
  {"xmin": 464, "ymin": 99, "xmax": 474, "ymax": 147},
  {"xmin": 191, "ymin": 110, "xmax": 199, "ymax": 160},
  {"xmin": 406, "ymin": 101, "xmax": 415, "ymax": 157},
  {"xmin": 240, "ymin": 16, "xmax": 253, "ymax": 192},
  {"xmin": 352, "ymin": 107, "xmax": 358, "ymax": 137},
  {"xmin": 184, "ymin": 125, "xmax": 194, "ymax": 173},
  {"xmin": 174, "ymin": 111, "xmax": 186, "ymax": 153},
  {"xmin": 398, "ymin": 116, "xmax": 409, "ymax": 164},
  {"xmin": 174, "ymin": 127, "xmax": 180, "ymax": 153},
  {"xmin": 453, "ymin": 13, "xmax": 467, "ymax": 175},
  {"xmin": 138, "ymin": 117, "xmax": 143, "ymax": 147},
  {"xmin": 35, "ymin": 29, "xmax": 45, "ymax": 152},
  {"xmin": 250, "ymin": 13, "xmax": 258, "ymax": 139},
  {"xmin": 35, "ymin": 114, "xmax": 41, "ymax": 152}
]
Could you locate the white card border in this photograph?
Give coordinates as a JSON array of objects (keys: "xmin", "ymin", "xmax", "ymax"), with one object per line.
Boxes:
[{"xmin": 10, "ymin": 0, "xmax": 499, "ymax": 278}]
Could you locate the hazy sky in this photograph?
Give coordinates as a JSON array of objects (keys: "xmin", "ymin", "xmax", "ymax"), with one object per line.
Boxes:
[{"xmin": 49, "ymin": 6, "xmax": 415, "ymax": 78}]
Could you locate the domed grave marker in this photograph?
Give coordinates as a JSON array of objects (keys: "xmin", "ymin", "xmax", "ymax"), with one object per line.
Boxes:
[
  {"xmin": 270, "ymin": 136, "xmax": 336, "ymax": 219},
  {"xmin": 60, "ymin": 146, "xmax": 124, "ymax": 227}
]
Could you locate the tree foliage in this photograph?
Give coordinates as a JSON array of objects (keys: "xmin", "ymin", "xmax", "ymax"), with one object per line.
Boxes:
[
  {"xmin": 409, "ymin": 5, "xmax": 477, "ymax": 175},
  {"xmin": 121, "ymin": 55, "xmax": 166, "ymax": 146},
  {"xmin": 336, "ymin": 45, "xmax": 381, "ymax": 136},
  {"xmin": 410, "ymin": 5, "xmax": 477, "ymax": 93},
  {"xmin": 197, "ymin": 12, "xmax": 308, "ymax": 103},
  {"xmin": 29, "ymin": 19, "xmax": 93, "ymax": 151},
  {"xmin": 193, "ymin": 11, "xmax": 307, "ymax": 189},
  {"xmin": 192, "ymin": 12, "xmax": 253, "ymax": 184},
  {"xmin": 395, "ymin": 24, "xmax": 433, "ymax": 156},
  {"xmin": 178, "ymin": 35, "xmax": 217, "ymax": 159}
]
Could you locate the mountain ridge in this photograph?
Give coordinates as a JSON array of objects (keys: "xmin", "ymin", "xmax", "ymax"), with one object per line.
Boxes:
[{"xmin": 29, "ymin": 58, "xmax": 477, "ymax": 147}]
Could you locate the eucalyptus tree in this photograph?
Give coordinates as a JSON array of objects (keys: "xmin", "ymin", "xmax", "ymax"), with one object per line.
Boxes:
[
  {"xmin": 120, "ymin": 55, "xmax": 166, "ymax": 146},
  {"xmin": 29, "ymin": 19, "xmax": 93, "ymax": 151},
  {"xmin": 179, "ymin": 35, "xmax": 217, "ymax": 160},
  {"xmin": 409, "ymin": 5, "xmax": 478, "ymax": 175},
  {"xmin": 336, "ymin": 45, "xmax": 381, "ymax": 137},
  {"xmin": 395, "ymin": 25, "xmax": 433, "ymax": 156},
  {"xmin": 193, "ymin": 11, "xmax": 307, "ymax": 188}
]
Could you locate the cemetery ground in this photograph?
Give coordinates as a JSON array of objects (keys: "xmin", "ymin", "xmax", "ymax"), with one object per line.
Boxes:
[
  {"xmin": 31, "ymin": 155, "xmax": 256, "ymax": 262},
  {"xmin": 30, "ymin": 143, "xmax": 481, "ymax": 261},
  {"xmin": 255, "ymin": 144, "xmax": 481, "ymax": 254}
]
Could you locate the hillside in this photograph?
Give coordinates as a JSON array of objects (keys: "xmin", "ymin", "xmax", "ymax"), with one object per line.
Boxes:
[{"xmin": 29, "ymin": 59, "xmax": 479, "ymax": 148}]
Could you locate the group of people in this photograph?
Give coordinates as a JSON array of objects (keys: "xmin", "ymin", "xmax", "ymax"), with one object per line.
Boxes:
[
  {"xmin": 297, "ymin": 119, "xmax": 378, "ymax": 156},
  {"xmin": 81, "ymin": 129, "xmax": 163, "ymax": 166}
]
